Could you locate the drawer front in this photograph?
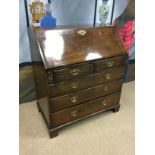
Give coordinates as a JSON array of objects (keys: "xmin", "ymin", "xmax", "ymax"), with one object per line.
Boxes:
[
  {"xmin": 49, "ymin": 80, "xmax": 122, "ymax": 112},
  {"xmin": 94, "ymin": 56, "xmax": 126, "ymax": 72},
  {"xmin": 48, "ymin": 67, "xmax": 125, "ymax": 97},
  {"xmin": 53, "ymin": 64, "xmax": 93, "ymax": 82},
  {"xmin": 50, "ymin": 92, "xmax": 120, "ymax": 128}
]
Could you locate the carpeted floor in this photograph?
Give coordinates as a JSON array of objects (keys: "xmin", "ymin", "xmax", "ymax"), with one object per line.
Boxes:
[{"xmin": 19, "ymin": 81, "xmax": 135, "ymax": 155}]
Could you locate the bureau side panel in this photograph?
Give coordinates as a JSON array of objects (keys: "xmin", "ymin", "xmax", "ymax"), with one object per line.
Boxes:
[{"xmin": 27, "ymin": 28, "xmax": 51, "ymax": 127}]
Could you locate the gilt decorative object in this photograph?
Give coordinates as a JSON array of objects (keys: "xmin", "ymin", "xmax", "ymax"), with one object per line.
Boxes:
[{"xmin": 29, "ymin": 0, "xmax": 45, "ymax": 23}]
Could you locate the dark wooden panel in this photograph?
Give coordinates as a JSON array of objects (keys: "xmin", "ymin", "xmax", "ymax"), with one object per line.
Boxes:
[
  {"xmin": 50, "ymin": 92, "xmax": 120, "ymax": 128},
  {"xmin": 35, "ymin": 26, "xmax": 127, "ymax": 69},
  {"xmin": 48, "ymin": 67, "xmax": 125, "ymax": 97},
  {"xmin": 28, "ymin": 26, "xmax": 127, "ymax": 138},
  {"xmin": 28, "ymin": 28, "xmax": 51, "ymax": 126},
  {"xmin": 53, "ymin": 63, "xmax": 93, "ymax": 82},
  {"xmin": 49, "ymin": 80, "xmax": 122, "ymax": 112},
  {"xmin": 94, "ymin": 55, "xmax": 127, "ymax": 72}
]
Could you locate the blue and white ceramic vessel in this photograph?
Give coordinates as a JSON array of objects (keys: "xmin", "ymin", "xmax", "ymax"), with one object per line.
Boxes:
[{"xmin": 99, "ymin": 0, "xmax": 109, "ymax": 25}]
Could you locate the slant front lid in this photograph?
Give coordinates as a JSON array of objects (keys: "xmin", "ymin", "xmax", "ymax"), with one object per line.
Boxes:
[{"xmin": 35, "ymin": 26, "xmax": 127, "ymax": 69}]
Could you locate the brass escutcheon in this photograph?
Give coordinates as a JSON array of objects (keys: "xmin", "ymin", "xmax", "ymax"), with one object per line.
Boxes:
[
  {"xmin": 70, "ymin": 110, "xmax": 78, "ymax": 117},
  {"xmin": 77, "ymin": 30, "xmax": 87, "ymax": 36},
  {"xmin": 106, "ymin": 61, "xmax": 114, "ymax": 68},
  {"xmin": 105, "ymin": 73, "xmax": 111, "ymax": 80},
  {"xmin": 102, "ymin": 100, "xmax": 107, "ymax": 106},
  {"xmin": 70, "ymin": 68, "xmax": 80, "ymax": 76},
  {"xmin": 70, "ymin": 82, "xmax": 79, "ymax": 89},
  {"xmin": 48, "ymin": 76, "xmax": 53, "ymax": 81},
  {"xmin": 48, "ymin": 71, "xmax": 53, "ymax": 81},
  {"xmin": 70, "ymin": 95, "xmax": 78, "ymax": 103}
]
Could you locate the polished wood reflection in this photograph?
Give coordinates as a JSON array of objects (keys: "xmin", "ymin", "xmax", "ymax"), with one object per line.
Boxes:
[{"xmin": 35, "ymin": 26, "xmax": 127, "ymax": 69}]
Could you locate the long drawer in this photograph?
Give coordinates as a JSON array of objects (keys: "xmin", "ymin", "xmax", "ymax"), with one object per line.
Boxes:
[
  {"xmin": 49, "ymin": 80, "xmax": 122, "ymax": 112},
  {"xmin": 48, "ymin": 67, "xmax": 125, "ymax": 97},
  {"xmin": 50, "ymin": 92, "xmax": 120, "ymax": 128}
]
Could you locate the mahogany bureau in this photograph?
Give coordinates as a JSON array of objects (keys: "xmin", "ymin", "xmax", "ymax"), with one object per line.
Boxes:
[{"xmin": 28, "ymin": 26, "xmax": 127, "ymax": 138}]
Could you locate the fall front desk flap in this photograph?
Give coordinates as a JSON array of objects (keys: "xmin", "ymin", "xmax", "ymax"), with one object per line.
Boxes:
[{"xmin": 34, "ymin": 26, "xmax": 127, "ymax": 69}]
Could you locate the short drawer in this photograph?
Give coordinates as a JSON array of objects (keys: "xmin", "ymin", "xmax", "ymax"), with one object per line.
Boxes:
[
  {"xmin": 49, "ymin": 80, "xmax": 122, "ymax": 112},
  {"xmin": 94, "ymin": 55, "xmax": 126, "ymax": 72},
  {"xmin": 50, "ymin": 92, "xmax": 120, "ymax": 128},
  {"xmin": 53, "ymin": 63, "xmax": 93, "ymax": 82},
  {"xmin": 48, "ymin": 67, "xmax": 125, "ymax": 97}
]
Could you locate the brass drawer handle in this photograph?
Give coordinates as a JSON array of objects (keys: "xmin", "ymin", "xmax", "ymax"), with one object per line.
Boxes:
[
  {"xmin": 48, "ymin": 71, "xmax": 53, "ymax": 81},
  {"xmin": 105, "ymin": 73, "xmax": 111, "ymax": 80},
  {"xmin": 77, "ymin": 30, "xmax": 87, "ymax": 36},
  {"xmin": 106, "ymin": 61, "xmax": 114, "ymax": 68},
  {"xmin": 70, "ymin": 95, "xmax": 78, "ymax": 103},
  {"xmin": 70, "ymin": 110, "xmax": 78, "ymax": 117},
  {"xmin": 102, "ymin": 100, "xmax": 108, "ymax": 106},
  {"xmin": 70, "ymin": 68, "xmax": 80, "ymax": 76},
  {"xmin": 70, "ymin": 82, "xmax": 79, "ymax": 89},
  {"xmin": 48, "ymin": 76, "xmax": 53, "ymax": 81}
]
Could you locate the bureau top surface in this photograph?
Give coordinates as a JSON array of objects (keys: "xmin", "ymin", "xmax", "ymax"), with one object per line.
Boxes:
[{"xmin": 35, "ymin": 26, "xmax": 127, "ymax": 69}]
